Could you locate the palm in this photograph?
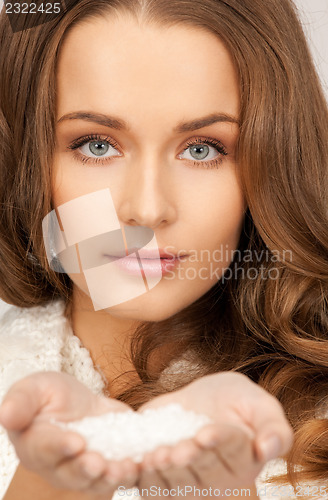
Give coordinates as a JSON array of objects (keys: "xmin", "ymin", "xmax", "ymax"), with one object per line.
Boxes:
[
  {"xmin": 66, "ymin": 371, "xmax": 272, "ymax": 491},
  {"xmin": 133, "ymin": 372, "xmax": 278, "ymax": 492},
  {"xmin": 3, "ymin": 371, "xmax": 290, "ymax": 494}
]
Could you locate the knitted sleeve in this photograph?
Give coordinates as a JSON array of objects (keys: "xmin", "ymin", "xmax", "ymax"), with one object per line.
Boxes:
[
  {"xmin": 0, "ymin": 298, "xmax": 109, "ymax": 499},
  {"xmin": 0, "ymin": 301, "xmax": 68, "ymax": 498}
]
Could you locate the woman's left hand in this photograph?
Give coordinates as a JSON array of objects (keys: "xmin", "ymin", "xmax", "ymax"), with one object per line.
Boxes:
[
  {"xmin": 136, "ymin": 423, "xmax": 259, "ymax": 499},
  {"xmin": 135, "ymin": 371, "xmax": 293, "ymax": 494}
]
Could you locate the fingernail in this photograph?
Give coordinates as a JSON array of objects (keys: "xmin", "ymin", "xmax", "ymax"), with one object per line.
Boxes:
[
  {"xmin": 63, "ymin": 439, "xmax": 84, "ymax": 456},
  {"xmin": 259, "ymin": 435, "xmax": 282, "ymax": 462},
  {"xmin": 82, "ymin": 463, "xmax": 101, "ymax": 479},
  {"xmin": 204, "ymin": 438, "xmax": 219, "ymax": 448},
  {"xmin": 105, "ymin": 475, "xmax": 119, "ymax": 486},
  {"xmin": 126, "ymin": 475, "xmax": 137, "ymax": 484}
]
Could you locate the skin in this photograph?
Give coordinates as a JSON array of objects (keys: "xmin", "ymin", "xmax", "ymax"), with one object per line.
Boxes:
[
  {"xmin": 1, "ymin": 372, "xmax": 293, "ymax": 499},
  {"xmin": 0, "ymin": 12, "xmax": 294, "ymax": 500},
  {"xmin": 52, "ymin": 12, "xmax": 246, "ymax": 391}
]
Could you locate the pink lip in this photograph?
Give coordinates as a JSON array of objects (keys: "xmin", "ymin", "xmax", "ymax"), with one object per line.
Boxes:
[
  {"xmin": 139, "ymin": 249, "xmax": 178, "ymax": 259},
  {"xmin": 104, "ymin": 253, "xmax": 183, "ymax": 277},
  {"xmin": 104, "ymin": 249, "xmax": 182, "ymax": 259}
]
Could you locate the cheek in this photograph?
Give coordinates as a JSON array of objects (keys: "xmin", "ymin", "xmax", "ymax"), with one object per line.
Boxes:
[
  {"xmin": 217, "ymin": 190, "xmax": 246, "ymax": 239},
  {"xmin": 183, "ymin": 173, "xmax": 246, "ymax": 247},
  {"xmin": 51, "ymin": 162, "xmax": 66, "ymax": 208},
  {"xmin": 213, "ymin": 198, "xmax": 245, "ymax": 252},
  {"xmin": 51, "ymin": 162, "xmax": 85, "ymax": 208}
]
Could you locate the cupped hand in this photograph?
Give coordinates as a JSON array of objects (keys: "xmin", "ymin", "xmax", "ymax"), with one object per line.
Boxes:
[
  {"xmin": 137, "ymin": 424, "xmax": 260, "ymax": 498},
  {"xmin": 0, "ymin": 371, "xmax": 140, "ymax": 495},
  {"xmin": 0, "ymin": 370, "xmax": 294, "ymax": 496},
  {"xmin": 135, "ymin": 371, "xmax": 294, "ymax": 491}
]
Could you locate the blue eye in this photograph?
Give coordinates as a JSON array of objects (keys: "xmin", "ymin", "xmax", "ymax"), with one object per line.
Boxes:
[
  {"xmin": 178, "ymin": 137, "xmax": 228, "ymax": 169},
  {"xmin": 181, "ymin": 143, "xmax": 218, "ymax": 161},
  {"xmin": 84, "ymin": 140, "xmax": 111, "ymax": 157},
  {"xmin": 67, "ymin": 134, "xmax": 122, "ymax": 164},
  {"xmin": 67, "ymin": 134, "xmax": 228, "ymax": 168}
]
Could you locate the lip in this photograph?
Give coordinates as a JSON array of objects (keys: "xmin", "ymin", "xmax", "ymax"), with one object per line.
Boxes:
[
  {"xmin": 103, "ymin": 250, "xmax": 187, "ymax": 277},
  {"xmin": 139, "ymin": 248, "xmax": 178, "ymax": 259},
  {"xmin": 104, "ymin": 248, "xmax": 186, "ymax": 259}
]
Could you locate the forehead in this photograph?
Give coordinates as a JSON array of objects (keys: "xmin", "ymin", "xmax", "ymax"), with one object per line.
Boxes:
[{"xmin": 56, "ymin": 14, "xmax": 240, "ymax": 130}]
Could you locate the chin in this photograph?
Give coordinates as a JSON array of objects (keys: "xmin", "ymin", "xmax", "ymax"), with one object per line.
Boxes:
[{"xmin": 102, "ymin": 300, "xmax": 183, "ymax": 322}]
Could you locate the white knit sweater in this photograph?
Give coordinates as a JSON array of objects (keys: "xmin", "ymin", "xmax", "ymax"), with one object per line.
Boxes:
[{"xmin": 0, "ymin": 299, "xmax": 324, "ymax": 499}]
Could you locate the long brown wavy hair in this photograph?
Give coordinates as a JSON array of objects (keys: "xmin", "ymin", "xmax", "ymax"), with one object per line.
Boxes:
[{"xmin": 0, "ymin": 0, "xmax": 328, "ymax": 493}]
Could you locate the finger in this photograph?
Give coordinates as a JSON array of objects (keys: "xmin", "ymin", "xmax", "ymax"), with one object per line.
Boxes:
[
  {"xmin": 141, "ymin": 438, "xmax": 201, "ymax": 473},
  {"xmin": 138, "ymin": 467, "xmax": 170, "ymax": 491},
  {"xmin": 252, "ymin": 403, "xmax": 294, "ymax": 462},
  {"xmin": 160, "ymin": 428, "xmax": 226, "ymax": 491},
  {"xmin": 51, "ymin": 450, "xmax": 109, "ymax": 490},
  {"xmin": 255, "ymin": 431, "xmax": 291, "ymax": 463},
  {"xmin": 141, "ymin": 441, "xmax": 202, "ymax": 494},
  {"xmin": 193, "ymin": 422, "xmax": 244, "ymax": 447},
  {"xmin": 0, "ymin": 372, "xmax": 80, "ymax": 430},
  {"xmin": 0, "ymin": 371, "xmax": 127, "ymax": 432},
  {"xmin": 206, "ymin": 425, "xmax": 264, "ymax": 486},
  {"xmin": 96, "ymin": 457, "xmax": 140, "ymax": 494},
  {"xmin": 58, "ymin": 455, "xmax": 140, "ymax": 495},
  {"xmin": 142, "ymin": 445, "xmax": 174, "ymax": 471},
  {"xmin": 86, "ymin": 474, "xmax": 122, "ymax": 496},
  {"xmin": 103, "ymin": 456, "xmax": 140, "ymax": 485},
  {"xmin": 169, "ymin": 439, "xmax": 203, "ymax": 468},
  {"xmin": 10, "ymin": 423, "xmax": 85, "ymax": 471},
  {"xmin": 245, "ymin": 393, "xmax": 294, "ymax": 461},
  {"xmin": 188, "ymin": 445, "xmax": 227, "ymax": 488},
  {"xmin": 0, "ymin": 382, "xmax": 43, "ymax": 431},
  {"xmin": 160, "ymin": 462, "xmax": 200, "ymax": 493}
]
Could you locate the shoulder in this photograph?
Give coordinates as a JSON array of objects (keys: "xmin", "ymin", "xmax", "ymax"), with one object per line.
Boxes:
[
  {"xmin": 0, "ymin": 299, "xmax": 67, "ymax": 337},
  {"xmin": 0, "ymin": 298, "xmax": 106, "ymax": 398},
  {"xmin": 0, "ymin": 299, "xmax": 68, "ymax": 397}
]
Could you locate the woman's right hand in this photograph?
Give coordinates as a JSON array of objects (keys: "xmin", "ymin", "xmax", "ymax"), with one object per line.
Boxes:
[{"xmin": 0, "ymin": 371, "xmax": 140, "ymax": 496}]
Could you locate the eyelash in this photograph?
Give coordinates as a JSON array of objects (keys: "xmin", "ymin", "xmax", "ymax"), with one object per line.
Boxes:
[{"xmin": 67, "ymin": 134, "xmax": 228, "ymax": 169}]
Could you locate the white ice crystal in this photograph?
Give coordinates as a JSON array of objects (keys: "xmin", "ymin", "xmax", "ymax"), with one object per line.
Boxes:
[{"xmin": 52, "ymin": 403, "xmax": 212, "ymax": 463}]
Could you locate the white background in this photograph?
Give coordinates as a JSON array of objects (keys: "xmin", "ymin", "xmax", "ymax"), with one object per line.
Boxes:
[
  {"xmin": 0, "ymin": 0, "xmax": 327, "ymax": 315},
  {"xmin": 295, "ymin": 0, "xmax": 328, "ymax": 98}
]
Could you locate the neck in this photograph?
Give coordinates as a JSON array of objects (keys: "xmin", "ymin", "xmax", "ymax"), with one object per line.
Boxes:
[
  {"xmin": 70, "ymin": 287, "xmax": 142, "ymax": 398},
  {"xmin": 69, "ymin": 286, "xmax": 188, "ymax": 399}
]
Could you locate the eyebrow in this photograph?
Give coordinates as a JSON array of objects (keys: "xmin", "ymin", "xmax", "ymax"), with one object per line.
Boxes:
[{"xmin": 57, "ymin": 111, "xmax": 240, "ymax": 132}]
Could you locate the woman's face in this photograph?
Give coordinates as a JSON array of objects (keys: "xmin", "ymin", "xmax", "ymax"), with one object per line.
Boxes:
[{"xmin": 52, "ymin": 13, "xmax": 246, "ymax": 321}]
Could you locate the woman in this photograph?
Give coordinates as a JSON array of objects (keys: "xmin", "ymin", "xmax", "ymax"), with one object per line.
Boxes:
[{"xmin": 0, "ymin": 0, "xmax": 327, "ymax": 498}]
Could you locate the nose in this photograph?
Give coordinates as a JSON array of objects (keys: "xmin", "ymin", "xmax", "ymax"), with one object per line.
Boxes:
[{"xmin": 115, "ymin": 154, "xmax": 177, "ymax": 229}]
